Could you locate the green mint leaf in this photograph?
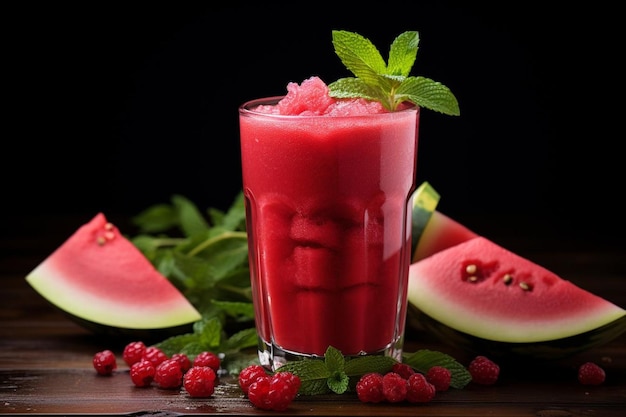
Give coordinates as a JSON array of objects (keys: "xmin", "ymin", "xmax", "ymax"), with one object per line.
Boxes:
[
  {"xmin": 132, "ymin": 203, "xmax": 179, "ymax": 234},
  {"xmin": 329, "ymin": 30, "xmax": 459, "ymax": 115},
  {"xmin": 323, "ymin": 347, "xmax": 349, "ymax": 394},
  {"xmin": 397, "ymin": 76, "xmax": 460, "ymax": 116},
  {"xmin": 131, "ymin": 234, "xmax": 184, "ymax": 261},
  {"xmin": 221, "ymin": 351, "xmax": 261, "ymax": 377},
  {"xmin": 208, "ymin": 191, "xmax": 247, "ymax": 231},
  {"xmin": 331, "ymin": 30, "xmax": 387, "ymax": 86},
  {"xmin": 300, "ymin": 379, "xmax": 333, "ymax": 396},
  {"xmin": 277, "ymin": 359, "xmax": 331, "ymax": 380},
  {"xmin": 343, "ymin": 355, "xmax": 397, "ymax": 376},
  {"xmin": 154, "ymin": 332, "xmax": 200, "ymax": 356},
  {"xmin": 210, "ymin": 300, "xmax": 254, "ymax": 319},
  {"xmin": 154, "ymin": 317, "xmax": 222, "ymax": 357},
  {"xmin": 195, "ymin": 317, "xmax": 223, "ymax": 348},
  {"xmin": 327, "ymin": 370, "xmax": 350, "ymax": 394},
  {"xmin": 403, "ymin": 349, "xmax": 472, "ymax": 389},
  {"xmin": 172, "ymin": 194, "xmax": 211, "ymax": 237},
  {"xmin": 387, "ymin": 31, "xmax": 419, "ymax": 76},
  {"xmin": 222, "ymin": 327, "xmax": 258, "ymax": 352},
  {"xmin": 182, "ymin": 230, "xmax": 248, "ymax": 275},
  {"xmin": 324, "ymin": 77, "xmax": 383, "ymax": 102},
  {"xmin": 276, "ymin": 347, "xmax": 352, "ymax": 395},
  {"xmin": 181, "ymin": 227, "xmax": 247, "ymax": 256},
  {"xmin": 275, "ymin": 359, "xmax": 332, "ymax": 395},
  {"xmin": 324, "ymin": 346, "xmax": 345, "ymax": 373}
]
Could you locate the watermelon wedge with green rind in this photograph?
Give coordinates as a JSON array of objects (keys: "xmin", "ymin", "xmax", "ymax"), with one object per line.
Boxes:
[
  {"xmin": 407, "ymin": 236, "xmax": 626, "ymax": 359},
  {"xmin": 25, "ymin": 213, "xmax": 202, "ymax": 337}
]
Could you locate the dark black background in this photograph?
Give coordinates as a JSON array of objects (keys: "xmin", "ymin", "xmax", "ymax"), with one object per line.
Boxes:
[{"xmin": 4, "ymin": 2, "xmax": 625, "ymax": 248}]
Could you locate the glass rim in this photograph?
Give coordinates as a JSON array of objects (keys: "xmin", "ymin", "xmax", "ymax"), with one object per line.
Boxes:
[{"xmin": 239, "ymin": 96, "xmax": 419, "ymax": 119}]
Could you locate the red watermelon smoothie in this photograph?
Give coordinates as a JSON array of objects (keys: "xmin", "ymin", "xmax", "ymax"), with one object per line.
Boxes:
[{"xmin": 239, "ymin": 77, "xmax": 419, "ymax": 370}]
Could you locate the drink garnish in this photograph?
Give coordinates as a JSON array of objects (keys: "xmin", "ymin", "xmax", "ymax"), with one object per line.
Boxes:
[
  {"xmin": 276, "ymin": 346, "xmax": 471, "ymax": 395},
  {"xmin": 329, "ymin": 30, "xmax": 460, "ymax": 115}
]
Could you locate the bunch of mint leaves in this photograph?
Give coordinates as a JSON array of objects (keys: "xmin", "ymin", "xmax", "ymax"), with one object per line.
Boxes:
[
  {"xmin": 130, "ymin": 192, "xmax": 471, "ymax": 390},
  {"xmin": 279, "ymin": 346, "xmax": 471, "ymax": 395},
  {"xmin": 329, "ymin": 30, "xmax": 460, "ymax": 115},
  {"xmin": 131, "ymin": 192, "xmax": 260, "ymax": 375}
]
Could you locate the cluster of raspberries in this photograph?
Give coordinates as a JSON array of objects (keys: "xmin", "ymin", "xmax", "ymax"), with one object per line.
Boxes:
[
  {"xmin": 355, "ymin": 362, "xmax": 451, "ymax": 403},
  {"xmin": 93, "ymin": 344, "xmax": 606, "ymax": 411},
  {"xmin": 355, "ymin": 356, "xmax": 505, "ymax": 404},
  {"xmin": 238, "ymin": 364, "xmax": 301, "ymax": 411},
  {"xmin": 92, "ymin": 341, "xmax": 221, "ymax": 398}
]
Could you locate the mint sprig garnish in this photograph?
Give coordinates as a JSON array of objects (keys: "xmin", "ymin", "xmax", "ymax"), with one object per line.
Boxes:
[
  {"xmin": 329, "ymin": 30, "xmax": 460, "ymax": 115},
  {"xmin": 276, "ymin": 346, "xmax": 397, "ymax": 395},
  {"xmin": 276, "ymin": 346, "xmax": 471, "ymax": 395}
]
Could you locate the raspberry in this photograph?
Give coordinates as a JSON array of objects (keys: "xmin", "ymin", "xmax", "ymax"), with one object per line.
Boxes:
[
  {"xmin": 578, "ymin": 362, "xmax": 606, "ymax": 385},
  {"xmin": 171, "ymin": 353, "xmax": 192, "ymax": 372},
  {"xmin": 382, "ymin": 372, "xmax": 407, "ymax": 403},
  {"xmin": 130, "ymin": 360, "xmax": 156, "ymax": 387},
  {"xmin": 93, "ymin": 350, "xmax": 117, "ymax": 376},
  {"xmin": 356, "ymin": 373, "xmax": 385, "ymax": 403},
  {"xmin": 239, "ymin": 365, "xmax": 268, "ymax": 395},
  {"xmin": 247, "ymin": 372, "xmax": 300, "ymax": 411},
  {"xmin": 141, "ymin": 346, "xmax": 168, "ymax": 367},
  {"xmin": 391, "ymin": 362, "xmax": 416, "ymax": 379},
  {"xmin": 468, "ymin": 355, "xmax": 500, "ymax": 385},
  {"xmin": 247, "ymin": 375, "xmax": 272, "ymax": 410},
  {"xmin": 273, "ymin": 371, "xmax": 302, "ymax": 397},
  {"xmin": 184, "ymin": 366, "xmax": 217, "ymax": 397},
  {"xmin": 406, "ymin": 373, "xmax": 436, "ymax": 403},
  {"xmin": 122, "ymin": 341, "xmax": 146, "ymax": 367},
  {"xmin": 154, "ymin": 358, "xmax": 183, "ymax": 389},
  {"xmin": 426, "ymin": 366, "xmax": 451, "ymax": 391},
  {"xmin": 267, "ymin": 372, "xmax": 300, "ymax": 411},
  {"xmin": 193, "ymin": 351, "xmax": 221, "ymax": 373}
]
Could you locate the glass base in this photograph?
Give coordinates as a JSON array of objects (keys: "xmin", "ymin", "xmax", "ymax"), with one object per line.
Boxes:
[{"xmin": 257, "ymin": 336, "xmax": 405, "ymax": 372}]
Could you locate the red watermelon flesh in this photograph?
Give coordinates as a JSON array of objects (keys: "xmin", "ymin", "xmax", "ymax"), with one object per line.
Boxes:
[
  {"xmin": 408, "ymin": 236, "xmax": 626, "ymax": 343},
  {"xmin": 26, "ymin": 213, "xmax": 201, "ymax": 330},
  {"xmin": 412, "ymin": 210, "xmax": 478, "ymax": 262}
]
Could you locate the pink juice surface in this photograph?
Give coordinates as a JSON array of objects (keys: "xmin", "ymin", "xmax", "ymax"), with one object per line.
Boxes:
[{"xmin": 239, "ymin": 77, "xmax": 419, "ymax": 357}]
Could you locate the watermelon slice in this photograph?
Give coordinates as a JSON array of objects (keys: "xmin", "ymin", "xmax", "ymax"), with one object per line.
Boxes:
[
  {"xmin": 26, "ymin": 213, "xmax": 201, "ymax": 339},
  {"xmin": 407, "ymin": 236, "xmax": 626, "ymax": 359}
]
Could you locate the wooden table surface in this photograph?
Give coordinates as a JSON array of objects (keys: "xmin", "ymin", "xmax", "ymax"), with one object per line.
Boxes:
[{"xmin": 1, "ymin": 214, "xmax": 625, "ymax": 416}]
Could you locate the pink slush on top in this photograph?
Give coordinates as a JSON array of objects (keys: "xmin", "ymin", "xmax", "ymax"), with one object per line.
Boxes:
[{"xmin": 253, "ymin": 76, "xmax": 390, "ymax": 116}]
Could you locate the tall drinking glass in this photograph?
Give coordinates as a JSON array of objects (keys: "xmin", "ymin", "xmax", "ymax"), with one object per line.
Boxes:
[{"xmin": 239, "ymin": 97, "xmax": 419, "ymax": 371}]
